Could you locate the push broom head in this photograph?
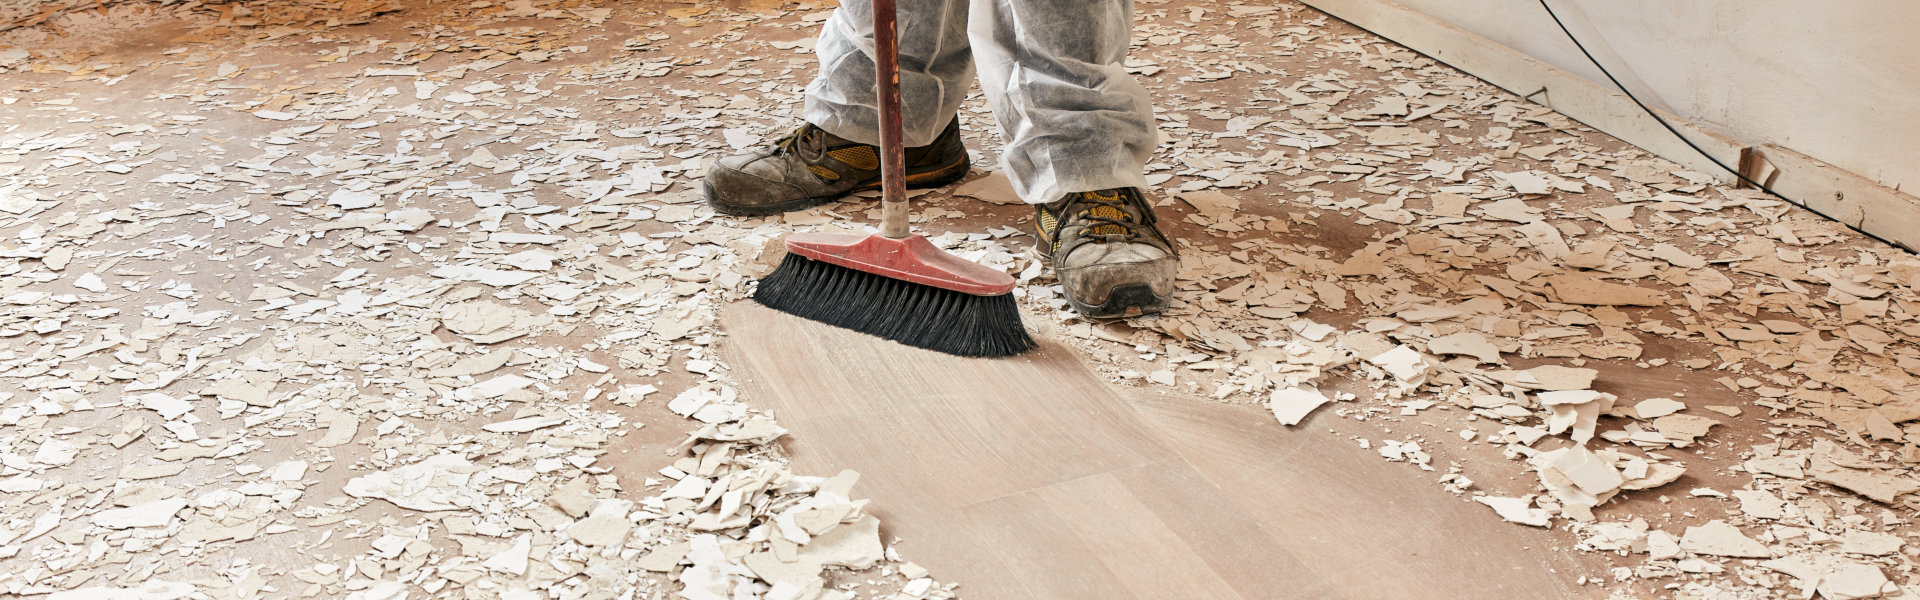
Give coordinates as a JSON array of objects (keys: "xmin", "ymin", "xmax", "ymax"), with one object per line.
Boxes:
[{"xmin": 753, "ymin": 232, "xmax": 1036, "ymax": 358}]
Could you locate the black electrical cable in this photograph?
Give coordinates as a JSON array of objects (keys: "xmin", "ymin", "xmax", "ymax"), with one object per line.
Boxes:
[{"xmin": 1536, "ymin": 0, "xmax": 1909, "ymax": 252}]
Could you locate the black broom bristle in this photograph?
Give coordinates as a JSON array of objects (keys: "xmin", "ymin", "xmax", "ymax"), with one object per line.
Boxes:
[{"xmin": 753, "ymin": 253, "xmax": 1037, "ymax": 358}]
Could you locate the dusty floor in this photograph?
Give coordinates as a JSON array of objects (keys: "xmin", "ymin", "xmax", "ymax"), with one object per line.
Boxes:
[{"xmin": 2, "ymin": 1, "xmax": 1919, "ymax": 599}]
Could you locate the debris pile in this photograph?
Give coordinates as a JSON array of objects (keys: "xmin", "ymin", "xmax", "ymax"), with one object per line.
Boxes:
[
  {"xmin": 1024, "ymin": 4, "xmax": 1920, "ymax": 598},
  {"xmin": 0, "ymin": 2, "xmax": 957, "ymax": 598},
  {"xmin": 1, "ymin": 1, "xmax": 1918, "ymax": 599}
]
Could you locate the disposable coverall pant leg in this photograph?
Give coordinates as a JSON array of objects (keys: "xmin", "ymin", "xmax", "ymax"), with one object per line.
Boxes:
[{"xmin": 802, "ymin": 0, "xmax": 1156, "ymax": 205}]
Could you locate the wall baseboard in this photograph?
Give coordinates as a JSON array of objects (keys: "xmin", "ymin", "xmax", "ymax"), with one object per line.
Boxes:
[
  {"xmin": 1759, "ymin": 144, "xmax": 1920, "ymax": 253},
  {"xmin": 1299, "ymin": 0, "xmax": 1920, "ymax": 252}
]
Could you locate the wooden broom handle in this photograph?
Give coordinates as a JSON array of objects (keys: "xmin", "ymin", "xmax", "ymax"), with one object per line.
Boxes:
[{"xmin": 874, "ymin": 0, "xmax": 910, "ymax": 239}]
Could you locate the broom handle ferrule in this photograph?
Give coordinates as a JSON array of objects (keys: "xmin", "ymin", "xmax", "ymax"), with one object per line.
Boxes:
[{"xmin": 874, "ymin": 0, "xmax": 909, "ymax": 239}]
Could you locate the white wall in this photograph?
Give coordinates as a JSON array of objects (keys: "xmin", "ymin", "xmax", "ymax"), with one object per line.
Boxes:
[{"xmin": 1379, "ymin": 0, "xmax": 1919, "ymax": 193}]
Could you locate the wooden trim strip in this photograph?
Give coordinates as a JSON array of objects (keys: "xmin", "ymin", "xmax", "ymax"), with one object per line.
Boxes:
[{"xmin": 1298, "ymin": 0, "xmax": 1920, "ymax": 252}]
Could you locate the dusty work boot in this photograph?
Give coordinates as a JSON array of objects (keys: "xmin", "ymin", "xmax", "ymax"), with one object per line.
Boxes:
[
  {"xmin": 702, "ymin": 118, "xmax": 970, "ymax": 216},
  {"xmin": 1035, "ymin": 188, "xmax": 1178, "ymax": 318}
]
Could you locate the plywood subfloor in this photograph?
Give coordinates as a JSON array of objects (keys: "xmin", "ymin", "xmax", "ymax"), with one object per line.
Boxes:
[{"xmin": 722, "ymin": 303, "xmax": 1605, "ymax": 599}]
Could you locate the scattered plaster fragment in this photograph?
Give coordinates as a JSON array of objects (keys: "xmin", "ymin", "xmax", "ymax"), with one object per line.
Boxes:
[
  {"xmin": 1632, "ymin": 398, "xmax": 1687, "ymax": 420},
  {"xmin": 482, "ymin": 415, "xmax": 566, "ymax": 433},
  {"xmin": 343, "ymin": 454, "xmax": 484, "ymax": 512},
  {"xmin": 1426, "ymin": 332, "xmax": 1501, "ymax": 364},
  {"xmin": 1270, "ymin": 386, "xmax": 1332, "ymax": 426},
  {"xmin": 91, "ymin": 498, "xmax": 190, "ymax": 529},
  {"xmin": 1475, "ymin": 496, "xmax": 1550, "ymax": 527},
  {"xmin": 1680, "ymin": 520, "xmax": 1772, "ymax": 558}
]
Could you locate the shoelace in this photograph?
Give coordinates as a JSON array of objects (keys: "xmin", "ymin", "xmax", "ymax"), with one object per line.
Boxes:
[
  {"xmin": 1062, "ymin": 191, "xmax": 1154, "ymax": 241},
  {"xmin": 771, "ymin": 124, "xmax": 827, "ymax": 161}
]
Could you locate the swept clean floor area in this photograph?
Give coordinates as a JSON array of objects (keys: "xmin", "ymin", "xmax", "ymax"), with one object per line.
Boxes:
[{"xmin": 726, "ymin": 302, "xmax": 1602, "ymax": 599}]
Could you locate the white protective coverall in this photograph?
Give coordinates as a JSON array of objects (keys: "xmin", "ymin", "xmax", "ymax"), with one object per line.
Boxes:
[{"xmin": 801, "ymin": 0, "xmax": 1158, "ymax": 205}]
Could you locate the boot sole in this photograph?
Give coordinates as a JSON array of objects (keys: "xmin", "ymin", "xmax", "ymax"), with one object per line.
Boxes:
[
  {"xmin": 1065, "ymin": 282, "xmax": 1170, "ymax": 320},
  {"xmin": 705, "ymin": 159, "xmax": 973, "ymax": 217}
]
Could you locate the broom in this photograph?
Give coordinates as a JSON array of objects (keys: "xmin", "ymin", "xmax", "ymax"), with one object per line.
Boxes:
[{"xmin": 752, "ymin": 0, "xmax": 1035, "ymax": 358}]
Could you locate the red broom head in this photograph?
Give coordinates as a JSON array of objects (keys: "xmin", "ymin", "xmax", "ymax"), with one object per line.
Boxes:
[
  {"xmin": 782, "ymin": 232, "xmax": 1014, "ymax": 296},
  {"xmin": 753, "ymin": 231, "xmax": 1034, "ymax": 357}
]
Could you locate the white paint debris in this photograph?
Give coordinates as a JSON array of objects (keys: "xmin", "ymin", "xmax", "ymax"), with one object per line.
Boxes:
[
  {"xmin": 343, "ymin": 454, "xmax": 484, "ymax": 512},
  {"xmin": 565, "ymin": 499, "xmax": 634, "ymax": 547},
  {"xmin": 482, "ymin": 534, "xmax": 532, "ymax": 575},
  {"xmin": 1270, "ymin": 386, "xmax": 1332, "ymax": 426},
  {"xmin": 48, "ymin": 582, "xmax": 197, "ymax": 600},
  {"xmin": 1680, "ymin": 520, "xmax": 1773, "ymax": 558},
  {"xmin": 327, "ymin": 189, "xmax": 381, "ymax": 210},
  {"xmin": 1632, "ymin": 397, "xmax": 1688, "ymax": 419},
  {"xmin": 1474, "ymin": 496, "xmax": 1550, "ymax": 527},
  {"xmin": 91, "ymin": 498, "xmax": 189, "ymax": 529},
  {"xmin": 481, "ymin": 415, "xmax": 566, "ymax": 433},
  {"xmin": 135, "ymin": 392, "xmax": 193, "ymax": 420}
]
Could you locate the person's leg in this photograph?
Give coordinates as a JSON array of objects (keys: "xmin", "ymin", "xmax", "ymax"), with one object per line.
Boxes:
[
  {"xmin": 807, "ymin": 0, "xmax": 974, "ymax": 146},
  {"xmin": 967, "ymin": 0, "xmax": 1155, "ymax": 203},
  {"xmin": 703, "ymin": 0, "xmax": 973, "ymax": 215},
  {"xmin": 970, "ymin": 0, "xmax": 1174, "ymax": 319}
]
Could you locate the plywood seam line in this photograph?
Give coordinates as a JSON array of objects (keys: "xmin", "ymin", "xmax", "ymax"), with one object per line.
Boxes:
[
  {"xmin": 1109, "ymin": 433, "xmax": 1359, "ymax": 599},
  {"xmin": 1032, "ymin": 471, "xmax": 1272, "ymax": 600}
]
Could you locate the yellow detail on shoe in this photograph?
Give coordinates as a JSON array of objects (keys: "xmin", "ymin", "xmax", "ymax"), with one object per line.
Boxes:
[
  {"xmin": 1083, "ymin": 205, "xmax": 1130, "ymax": 236},
  {"xmin": 1036, "ymin": 211, "xmax": 1061, "ymax": 255},
  {"xmin": 808, "ymin": 165, "xmax": 841, "ymax": 182},
  {"xmin": 1068, "ymin": 190, "xmax": 1134, "ymax": 236},
  {"xmin": 903, "ymin": 169, "xmax": 947, "ymax": 183},
  {"xmin": 826, "ymin": 147, "xmax": 880, "ymax": 171}
]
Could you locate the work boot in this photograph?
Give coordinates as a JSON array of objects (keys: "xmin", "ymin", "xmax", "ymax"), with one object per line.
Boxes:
[
  {"xmin": 1034, "ymin": 188, "xmax": 1178, "ymax": 318},
  {"xmin": 702, "ymin": 118, "xmax": 971, "ymax": 216}
]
